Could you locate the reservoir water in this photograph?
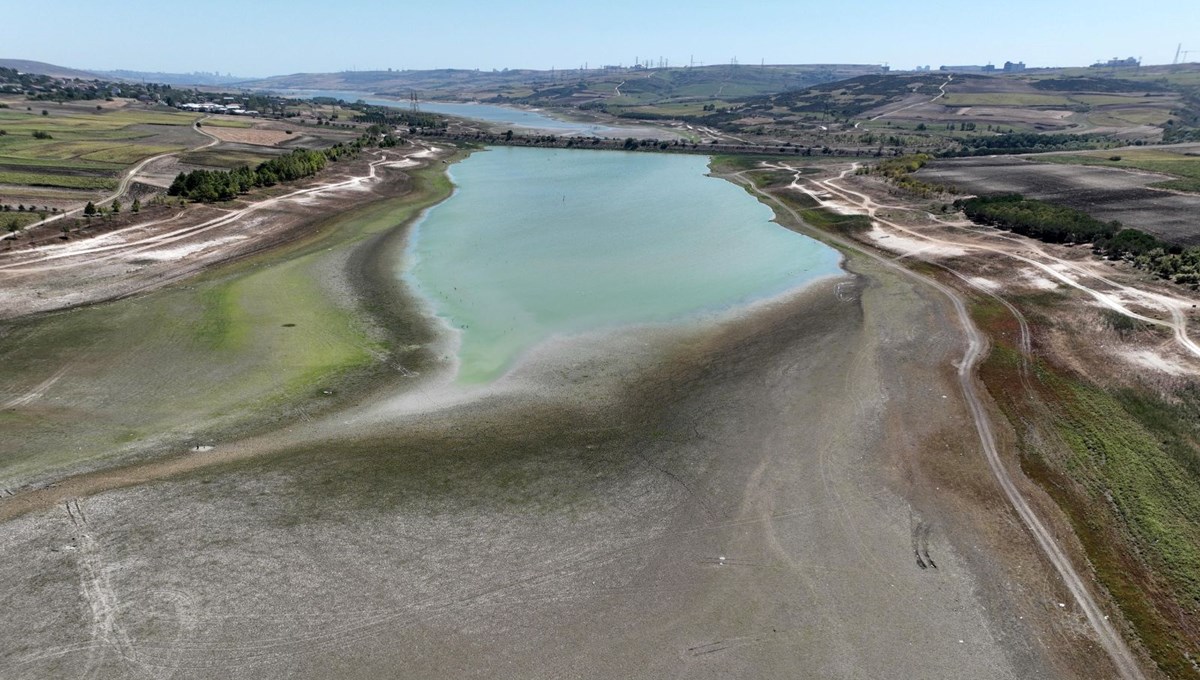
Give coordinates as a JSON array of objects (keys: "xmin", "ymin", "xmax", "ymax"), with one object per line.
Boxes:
[
  {"xmin": 405, "ymin": 147, "xmax": 843, "ymax": 383},
  {"xmin": 284, "ymin": 90, "xmax": 629, "ymax": 135}
]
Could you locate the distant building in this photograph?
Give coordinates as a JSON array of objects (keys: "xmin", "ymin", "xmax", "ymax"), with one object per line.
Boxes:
[
  {"xmin": 1003, "ymin": 61, "xmax": 1026, "ymax": 72},
  {"xmin": 1092, "ymin": 56, "xmax": 1140, "ymax": 68},
  {"xmin": 939, "ymin": 64, "xmax": 994, "ymax": 73}
]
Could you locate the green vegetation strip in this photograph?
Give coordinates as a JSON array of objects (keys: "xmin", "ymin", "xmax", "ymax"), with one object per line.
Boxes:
[
  {"xmin": 859, "ymin": 154, "xmax": 951, "ymax": 197},
  {"xmin": 974, "ymin": 296, "xmax": 1200, "ymax": 679},
  {"xmin": 0, "ymin": 153, "xmax": 454, "ymax": 485},
  {"xmin": 1040, "ymin": 153, "xmax": 1200, "ymax": 193},
  {"xmin": 958, "ymin": 194, "xmax": 1200, "ymax": 285},
  {"xmin": 0, "ymin": 171, "xmax": 116, "ymax": 190}
]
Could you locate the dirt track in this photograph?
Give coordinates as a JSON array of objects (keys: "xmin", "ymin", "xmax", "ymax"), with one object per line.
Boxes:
[
  {"xmin": 742, "ymin": 165, "xmax": 1149, "ymax": 677},
  {"xmin": 0, "ymin": 150, "xmax": 1140, "ymax": 678}
]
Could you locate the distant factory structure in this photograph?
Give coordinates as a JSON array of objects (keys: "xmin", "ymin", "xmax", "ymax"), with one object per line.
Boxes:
[
  {"xmin": 936, "ymin": 60, "xmax": 1022, "ymax": 73},
  {"xmin": 1091, "ymin": 56, "xmax": 1141, "ymax": 68},
  {"xmin": 937, "ymin": 60, "xmax": 1026, "ymax": 73}
]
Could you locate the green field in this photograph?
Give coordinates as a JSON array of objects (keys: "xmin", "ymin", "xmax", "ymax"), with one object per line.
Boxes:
[
  {"xmin": 0, "ymin": 106, "xmax": 201, "ymax": 195},
  {"xmin": 0, "ymin": 157, "xmax": 455, "ymax": 486},
  {"xmin": 180, "ymin": 148, "xmax": 281, "ymax": 169},
  {"xmin": 0, "ymin": 170, "xmax": 116, "ymax": 190},
  {"xmin": 941, "ymin": 92, "xmax": 1077, "ymax": 107},
  {"xmin": 1039, "ymin": 150, "xmax": 1200, "ymax": 192},
  {"xmin": 202, "ymin": 117, "xmax": 254, "ymax": 128},
  {"xmin": 0, "ymin": 212, "xmax": 44, "ymax": 230},
  {"xmin": 974, "ymin": 294, "xmax": 1200, "ymax": 679},
  {"xmin": 1085, "ymin": 107, "xmax": 1173, "ymax": 127}
]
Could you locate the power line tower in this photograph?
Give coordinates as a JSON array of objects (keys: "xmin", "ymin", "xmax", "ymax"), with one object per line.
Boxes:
[{"xmin": 409, "ymin": 90, "xmax": 420, "ymax": 113}]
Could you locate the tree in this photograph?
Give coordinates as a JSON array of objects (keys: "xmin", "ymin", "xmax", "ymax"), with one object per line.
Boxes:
[
  {"xmin": 84, "ymin": 201, "xmax": 96, "ymax": 217},
  {"xmin": 504, "ymin": 129, "xmax": 514, "ymax": 141},
  {"xmin": 111, "ymin": 199, "xmax": 121, "ymax": 214},
  {"xmin": 131, "ymin": 198, "xmax": 140, "ymax": 213},
  {"xmin": 41, "ymin": 109, "xmax": 48, "ymax": 116}
]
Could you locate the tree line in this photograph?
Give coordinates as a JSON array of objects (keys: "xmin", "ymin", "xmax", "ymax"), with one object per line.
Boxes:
[
  {"xmin": 943, "ymin": 132, "xmax": 1113, "ymax": 157},
  {"xmin": 167, "ymin": 146, "xmax": 355, "ymax": 202},
  {"xmin": 958, "ymin": 194, "xmax": 1200, "ymax": 286}
]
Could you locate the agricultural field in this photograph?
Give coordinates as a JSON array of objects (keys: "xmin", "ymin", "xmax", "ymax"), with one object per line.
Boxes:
[
  {"xmin": 1039, "ymin": 146, "xmax": 1200, "ymax": 192},
  {"xmin": 915, "ymin": 155, "xmax": 1200, "ymax": 245},
  {"xmin": 0, "ymin": 99, "xmax": 202, "ymax": 211}
]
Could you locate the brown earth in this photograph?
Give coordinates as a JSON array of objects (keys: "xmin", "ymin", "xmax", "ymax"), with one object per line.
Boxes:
[
  {"xmin": 0, "ymin": 148, "xmax": 1131, "ymax": 678},
  {"xmin": 915, "ymin": 155, "xmax": 1200, "ymax": 245}
]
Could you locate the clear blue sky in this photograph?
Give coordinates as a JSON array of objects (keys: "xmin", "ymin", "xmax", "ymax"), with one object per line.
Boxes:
[{"xmin": 6, "ymin": 0, "xmax": 1198, "ymax": 76}]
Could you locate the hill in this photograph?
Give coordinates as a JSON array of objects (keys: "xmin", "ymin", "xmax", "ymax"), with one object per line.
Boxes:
[
  {"xmin": 92, "ymin": 69, "xmax": 250, "ymax": 86},
  {"xmin": 0, "ymin": 58, "xmax": 101, "ymax": 80},
  {"xmin": 234, "ymin": 64, "xmax": 888, "ymax": 105}
]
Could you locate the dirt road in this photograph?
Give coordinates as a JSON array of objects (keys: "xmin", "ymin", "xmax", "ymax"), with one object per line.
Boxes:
[
  {"xmin": 18, "ymin": 116, "xmax": 218, "ymax": 235},
  {"xmin": 742, "ymin": 163, "xmax": 1149, "ymax": 679}
]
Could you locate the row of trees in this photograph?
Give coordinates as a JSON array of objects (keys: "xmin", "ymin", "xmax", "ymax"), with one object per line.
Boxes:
[
  {"xmin": 862, "ymin": 153, "xmax": 955, "ymax": 197},
  {"xmin": 943, "ymin": 132, "xmax": 1111, "ymax": 156},
  {"xmin": 1094, "ymin": 227, "xmax": 1200, "ymax": 286},
  {"xmin": 83, "ymin": 198, "xmax": 139, "ymax": 216},
  {"xmin": 167, "ymin": 146, "xmax": 354, "ymax": 202},
  {"xmin": 957, "ymin": 194, "xmax": 1119, "ymax": 243},
  {"xmin": 959, "ymin": 194, "xmax": 1200, "ymax": 286}
]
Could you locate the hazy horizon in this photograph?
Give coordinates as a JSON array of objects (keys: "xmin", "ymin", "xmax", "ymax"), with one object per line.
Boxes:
[{"xmin": 5, "ymin": 0, "xmax": 1198, "ymax": 78}]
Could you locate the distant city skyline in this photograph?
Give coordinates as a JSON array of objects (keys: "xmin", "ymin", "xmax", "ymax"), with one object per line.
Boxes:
[{"xmin": 4, "ymin": 0, "xmax": 1198, "ymax": 78}]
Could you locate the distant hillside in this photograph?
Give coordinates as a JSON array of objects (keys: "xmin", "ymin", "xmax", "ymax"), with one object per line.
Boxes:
[
  {"xmin": 0, "ymin": 58, "xmax": 101, "ymax": 80},
  {"xmin": 236, "ymin": 64, "xmax": 888, "ymax": 105},
  {"xmin": 93, "ymin": 69, "xmax": 249, "ymax": 86}
]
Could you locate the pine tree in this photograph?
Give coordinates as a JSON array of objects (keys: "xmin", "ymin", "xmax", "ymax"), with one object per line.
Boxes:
[{"xmin": 83, "ymin": 201, "xmax": 96, "ymax": 217}]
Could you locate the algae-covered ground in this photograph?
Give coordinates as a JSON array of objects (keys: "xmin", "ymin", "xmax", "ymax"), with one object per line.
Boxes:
[{"xmin": 0, "ymin": 155, "xmax": 455, "ymax": 489}]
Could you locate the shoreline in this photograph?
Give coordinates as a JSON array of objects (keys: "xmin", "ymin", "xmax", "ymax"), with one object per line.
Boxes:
[
  {"xmin": 0, "ymin": 141, "xmax": 851, "ymax": 515},
  {"xmin": 0, "ymin": 149, "xmax": 1118, "ymax": 678},
  {"xmin": 0, "ymin": 199, "xmax": 1083, "ymax": 677}
]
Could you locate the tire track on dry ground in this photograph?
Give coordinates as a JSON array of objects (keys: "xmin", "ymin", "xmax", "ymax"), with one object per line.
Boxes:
[{"xmin": 731, "ymin": 166, "xmax": 1146, "ymax": 680}]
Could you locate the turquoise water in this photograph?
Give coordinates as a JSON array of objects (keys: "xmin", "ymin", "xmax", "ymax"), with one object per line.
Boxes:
[{"xmin": 405, "ymin": 147, "xmax": 843, "ymax": 383}]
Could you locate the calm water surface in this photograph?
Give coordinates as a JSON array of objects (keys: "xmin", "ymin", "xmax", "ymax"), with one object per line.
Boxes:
[
  {"xmin": 283, "ymin": 89, "xmax": 625, "ymax": 135},
  {"xmin": 405, "ymin": 147, "xmax": 843, "ymax": 383}
]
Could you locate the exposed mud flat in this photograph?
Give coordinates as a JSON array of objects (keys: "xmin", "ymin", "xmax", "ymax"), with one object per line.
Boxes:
[
  {"xmin": 0, "ymin": 151, "xmax": 1127, "ymax": 678},
  {"xmin": 0, "ymin": 259, "xmax": 1107, "ymax": 678}
]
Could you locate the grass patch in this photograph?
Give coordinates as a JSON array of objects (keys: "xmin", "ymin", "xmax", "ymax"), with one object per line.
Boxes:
[
  {"xmin": 1152, "ymin": 178, "xmax": 1200, "ymax": 193},
  {"xmin": 972, "ymin": 295, "xmax": 1200, "ymax": 679},
  {"xmin": 1040, "ymin": 151, "xmax": 1200, "ymax": 181},
  {"xmin": 78, "ymin": 144, "xmax": 182, "ymax": 164},
  {"xmin": 798, "ymin": 206, "xmax": 871, "ymax": 232},
  {"xmin": 180, "ymin": 148, "xmax": 279, "ymax": 169},
  {"xmin": 202, "ymin": 118, "xmax": 254, "ymax": 129},
  {"xmin": 941, "ymin": 92, "xmax": 1076, "ymax": 107},
  {"xmin": 0, "ymin": 171, "xmax": 115, "ymax": 190},
  {"xmin": 0, "ymin": 154, "xmax": 124, "ymax": 172},
  {"xmin": 0, "ymin": 155, "xmax": 456, "ymax": 486},
  {"xmin": 1040, "ymin": 152, "xmax": 1200, "ymax": 193},
  {"xmin": 0, "ymin": 212, "xmax": 44, "ymax": 230}
]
